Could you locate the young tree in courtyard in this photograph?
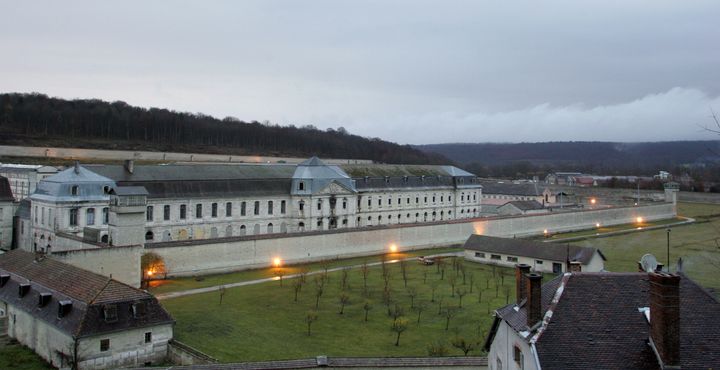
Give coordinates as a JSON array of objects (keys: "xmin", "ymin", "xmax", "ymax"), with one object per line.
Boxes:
[
  {"xmin": 444, "ymin": 306, "xmax": 459, "ymax": 331},
  {"xmin": 400, "ymin": 259, "xmax": 408, "ymax": 287},
  {"xmin": 292, "ymin": 277, "xmax": 304, "ymax": 302},
  {"xmin": 451, "ymin": 336, "xmax": 480, "ymax": 356},
  {"xmin": 427, "ymin": 341, "xmax": 449, "ymax": 357},
  {"xmin": 504, "ymin": 285, "xmax": 511, "ymax": 304},
  {"xmin": 391, "ymin": 318, "xmax": 409, "ymax": 346},
  {"xmin": 218, "ymin": 285, "xmax": 226, "ymax": 305},
  {"xmin": 305, "ymin": 311, "xmax": 318, "ymax": 336},
  {"xmin": 341, "ymin": 267, "xmax": 350, "ymax": 290},
  {"xmin": 360, "ymin": 260, "xmax": 370, "ymax": 292},
  {"xmin": 363, "ymin": 300, "xmax": 373, "ymax": 322},
  {"xmin": 314, "ymin": 277, "xmax": 325, "ymax": 309},
  {"xmin": 338, "ymin": 292, "xmax": 350, "ymax": 314},
  {"xmin": 468, "ymin": 272, "xmax": 475, "ymax": 293},
  {"xmin": 413, "ymin": 301, "xmax": 427, "ymax": 324},
  {"xmin": 406, "ymin": 286, "xmax": 418, "ymax": 308},
  {"xmin": 274, "ymin": 269, "xmax": 285, "ymax": 287},
  {"xmin": 437, "ymin": 296, "xmax": 444, "ymax": 315},
  {"xmin": 448, "ymin": 275, "xmax": 457, "ymax": 297},
  {"xmin": 390, "ymin": 304, "xmax": 405, "ymax": 320},
  {"xmin": 456, "ymin": 288, "xmax": 468, "ymax": 308}
]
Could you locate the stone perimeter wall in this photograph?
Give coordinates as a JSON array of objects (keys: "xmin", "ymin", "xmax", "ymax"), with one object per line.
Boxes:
[{"xmin": 147, "ymin": 202, "xmax": 675, "ymax": 277}]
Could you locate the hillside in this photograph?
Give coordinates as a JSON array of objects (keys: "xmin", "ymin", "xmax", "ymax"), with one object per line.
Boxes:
[
  {"xmin": 0, "ymin": 93, "xmax": 447, "ymax": 165},
  {"xmin": 417, "ymin": 141, "xmax": 720, "ymax": 176}
]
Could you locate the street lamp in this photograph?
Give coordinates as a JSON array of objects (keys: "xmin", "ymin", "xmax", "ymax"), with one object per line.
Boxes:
[{"xmin": 666, "ymin": 228, "xmax": 671, "ymax": 273}]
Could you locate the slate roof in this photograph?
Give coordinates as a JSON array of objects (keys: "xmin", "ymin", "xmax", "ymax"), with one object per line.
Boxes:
[
  {"xmin": 291, "ymin": 157, "xmax": 356, "ymax": 195},
  {"xmin": 500, "ymin": 200, "xmax": 544, "ymax": 211},
  {"xmin": 354, "ymin": 175, "xmax": 456, "ymax": 191},
  {"xmin": 30, "ymin": 165, "xmax": 115, "ymax": 202},
  {"xmin": 111, "ymin": 186, "xmax": 149, "ymax": 196},
  {"xmin": 340, "ymin": 164, "xmax": 477, "ymax": 178},
  {"xmin": 0, "ymin": 176, "xmax": 13, "ymax": 201},
  {"xmin": 488, "ymin": 272, "xmax": 720, "ymax": 370},
  {"xmin": 120, "ymin": 179, "xmax": 292, "ymax": 199},
  {"xmin": 89, "ymin": 163, "xmax": 297, "ymax": 182},
  {"xmin": 480, "ymin": 181, "xmax": 544, "ymax": 196},
  {"xmin": 0, "ymin": 250, "xmax": 173, "ymax": 338},
  {"xmin": 463, "ymin": 235, "xmax": 604, "ymax": 264}
]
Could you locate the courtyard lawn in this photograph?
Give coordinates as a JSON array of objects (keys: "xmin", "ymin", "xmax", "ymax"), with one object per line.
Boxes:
[
  {"xmin": 0, "ymin": 341, "xmax": 52, "ymax": 370},
  {"xmin": 573, "ymin": 202, "xmax": 720, "ymax": 292},
  {"xmin": 537, "ymin": 217, "xmax": 686, "ymax": 241},
  {"xmin": 161, "ymin": 257, "xmax": 533, "ymax": 362},
  {"xmin": 149, "ymin": 246, "xmax": 463, "ymax": 295}
]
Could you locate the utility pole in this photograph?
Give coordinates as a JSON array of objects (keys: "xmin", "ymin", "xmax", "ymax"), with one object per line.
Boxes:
[{"xmin": 666, "ymin": 228, "xmax": 671, "ymax": 273}]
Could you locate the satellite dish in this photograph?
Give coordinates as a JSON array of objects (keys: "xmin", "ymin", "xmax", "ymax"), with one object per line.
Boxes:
[{"xmin": 640, "ymin": 254, "xmax": 658, "ymax": 272}]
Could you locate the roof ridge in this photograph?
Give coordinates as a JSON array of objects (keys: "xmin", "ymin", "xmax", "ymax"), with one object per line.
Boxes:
[
  {"xmin": 530, "ymin": 273, "xmax": 571, "ymax": 345},
  {"xmin": 89, "ymin": 277, "xmax": 113, "ymax": 304}
]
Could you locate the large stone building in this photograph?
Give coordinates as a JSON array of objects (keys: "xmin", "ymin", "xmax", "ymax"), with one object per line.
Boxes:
[
  {"xmin": 0, "ymin": 176, "xmax": 15, "ymax": 250},
  {"xmin": 0, "ymin": 250, "xmax": 174, "ymax": 369},
  {"xmin": 18, "ymin": 157, "xmax": 482, "ymax": 251}
]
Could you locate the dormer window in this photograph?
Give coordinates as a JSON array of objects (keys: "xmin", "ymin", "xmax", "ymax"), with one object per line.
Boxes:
[
  {"xmin": 39, "ymin": 292, "xmax": 52, "ymax": 307},
  {"xmin": 71, "ymin": 185, "xmax": 79, "ymax": 196},
  {"xmin": 103, "ymin": 304, "xmax": 118, "ymax": 323},
  {"xmin": 132, "ymin": 302, "xmax": 146, "ymax": 318},
  {"xmin": 58, "ymin": 300, "xmax": 73, "ymax": 318},
  {"xmin": 0, "ymin": 274, "xmax": 9, "ymax": 287},
  {"xmin": 19, "ymin": 283, "xmax": 31, "ymax": 297},
  {"xmin": 298, "ymin": 182, "xmax": 305, "ymax": 191},
  {"xmin": 384, "ymin": 176, "xmax": 390, "ymax": 183}
]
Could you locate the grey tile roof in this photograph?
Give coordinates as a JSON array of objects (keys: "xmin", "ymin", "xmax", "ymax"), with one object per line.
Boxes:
[
  {"xmin": 89, "ymin": 163, "xmax": 297, "ymax": 182},
  {"xmin": 501, "ymin": 200, "xmax": 544, "ymax": 211},
  {"xmin": 120, "ymin": 179, "xmax": 292, "ymax": 199},
  {"xmin": 112, "ymin": 186, "xmax": 149, "ymax": 196},
  {"xmin": 0, "ymin": 250, "xmax": 173, "ymax": 338},
  {"xmin": 292, "ymin": 157, "xmax": 356, "ymax": 195},
  {"xmin": 480, "ymin": 181, "xmax": 543, "ymax": 196},
  {"xmin": 490, "ymin": 273, "xmax": 720, "ymax": 370},
  {"xmin": 30, "ymin": 166, "xmax": 115, "ymax": 202},
  {"xmin": 463, "ymin": 235, "xmax": 603, "ymax": 264},
  {"xmin": 340, "ymin": 164, "xmax": 477, "ymax": 178}
]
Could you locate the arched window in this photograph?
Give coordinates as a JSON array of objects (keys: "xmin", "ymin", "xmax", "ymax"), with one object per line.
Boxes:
[
  {"xmin": 267, "ymin": 223, "xmax": 274, "ymax": 233},
  {"xmin": 145, "ymin": 231, "xmax": 154, "ymax": 241},
  {"xmin": 101, "ymin": 234, "xmax": 109, "ymax": 243},
  {"xmin": 298, "ymin": 222, "xmax": 305, "ymax": 231},
  {"xmin": 239, "ymin": 225, "xmax": 247, "ymax": 236},
  {"xmin": 299, "ymin": 200, "xmax": 305, "ymax": 211}
]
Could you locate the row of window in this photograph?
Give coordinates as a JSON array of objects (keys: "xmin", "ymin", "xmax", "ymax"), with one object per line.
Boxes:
[
  {"xmin": 146, "ymin": 200, "xmax": 288, "ymax": 222},
  {"xmin": 68, "ymin": 207, "xmax": 109, "ymax": 227},
  {"xmin": 357, "ymin": 192, "xmax": 479, "ymax": 209}
]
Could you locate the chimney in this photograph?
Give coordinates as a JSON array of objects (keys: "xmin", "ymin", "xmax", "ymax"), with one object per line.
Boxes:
[
  {"xmin": 74, "ymin": 161, "xmax": 80, "ymax": 174},
  {"xmin": 124, "ymin": 160, "xmax": 134, "ymax": 174},
  {"xmin": 569, "ymin": 261, "xmax": 582, "ymax": 273},
  {"xmin": 649, "ymin": 272, "xmax": 681, "ymax": 367},
  {"xmin": 515, "ymin": 264, "xmax": 531, "ymax": 304},
  {"xmin": 525, "ymin": 273, "xmax": 543, "ymax": 328}
]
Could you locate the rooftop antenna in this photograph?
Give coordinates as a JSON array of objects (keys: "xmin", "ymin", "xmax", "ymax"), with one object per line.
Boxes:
[{"xmin": 640, "ymin": 254, "xmax": 658, "ymax": 273}]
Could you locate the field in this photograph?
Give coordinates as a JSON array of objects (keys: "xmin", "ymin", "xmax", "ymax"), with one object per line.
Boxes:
[
  {"xmin": 159, "ymin": 202, "xmax": 720, "ymax": 362},
  {"xmin": 161, "ymin": 257, "xmax": 527, "ymax": 361},
  {"xmin": 573, "ymin": 202, "xmax": 720, "ymax": 291},
  {"xmin": 0, "ymin": 341, "xmax": 53, "ymax": 370}
]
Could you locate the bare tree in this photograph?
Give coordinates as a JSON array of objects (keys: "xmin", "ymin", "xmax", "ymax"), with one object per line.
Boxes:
[
  {"xmin": 360, "ymin": 260, "xmax": 370, "ymax": 291},
  {"xmin": 430, "ymin": 281, "xmax": 439, "ymax": 302},
  {"xmin": 413, "ymin": 301, "xmax": 427, "ymax": 324},
  {"xmin": 468, "ymin": 272, "xmax": 475, "ymax": 293},
  {"xmin": 390, "ymin": 304, "xmax": 405, "ymax": 320},
  {"xmin": 444, "ymin": 306, "xmax": 459, "ymax": 331},
  {"xmin": 218, "ymin": 285, "xmax": 226, "ymax": 305},
  {"xmin": 341, "ymin": 267, "xmax": 350, "ymax": 290},
  {"xmin": 451, "ymin": 336, "xmax": 480, "ymax": 356},
  {"xmin": 448, "ymin": 275, "xmax": 457, "ymax": 297},
  {"xmin": 400, "ymin": 259, "xmax": 409, "ymax": 287},
  {"xmin": 363, "ymin": 300, "xmax": 373, "ymax": 322},
  {"xmin": 427, "ymin": 341, "xmax": 449, "ymax": 357},
  {"xmin": 274, "ymin": 269, "xmax": 285, "ymax": 287},
  {"xmin": 391, "ymin": 318, "xmax": 409, "ymax": 346},
  {"xmin": 456, "ymin": 288, "xmax": 468, "ymax": 308},
  {"xmin": 305, "ymin": 311, "xmax": 318, "ymax": 336},
  {"xmin": 314, "ymin": 277, "xmax": 325, "ymax": 309},
  {"xmin": 338, "ymin": 292, "xmax": 350, "ymax": 314},
  {"xmin": 292, "ymin": 277, "xmax": 304, "ymax": 302},
  {"xmin": 406, "ymin": 286, "xmax": 418, "ymax": 308}
]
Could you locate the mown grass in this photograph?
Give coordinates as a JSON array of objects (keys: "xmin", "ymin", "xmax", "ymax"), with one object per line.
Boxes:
[
  {"xmin": 0, "ymin": 342, "xmax": 52, "ymax": 370},
  {"xmin": 149, "ymin": 246, "xmax": 463, "ymax": 295},
  {"xmin": 161, "ymin": 257, "xmax": 537, "ymax": 362},
  {"xmin": 536, "ymin": 217, "xmax": 686, "ymax": 241},
  {"xmin": 573, "ymin": 202, "xmax": 720, "ymax": 292}
]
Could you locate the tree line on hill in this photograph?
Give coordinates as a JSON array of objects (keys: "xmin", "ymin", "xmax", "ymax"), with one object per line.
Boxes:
[{"xmin": 0, "ymin": 93, "xmax": 447, "ymax": 165}]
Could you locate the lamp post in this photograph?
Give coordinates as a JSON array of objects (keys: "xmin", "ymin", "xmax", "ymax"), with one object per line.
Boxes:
[{"xmin": 666, "ymin": 228, "xmax": 671, "ymax": 273}]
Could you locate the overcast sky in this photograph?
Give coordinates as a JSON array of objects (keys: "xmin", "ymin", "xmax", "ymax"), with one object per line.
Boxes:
[{"xmin": 2, "ymin": 1, "xmax": 719, "ymax": 144}]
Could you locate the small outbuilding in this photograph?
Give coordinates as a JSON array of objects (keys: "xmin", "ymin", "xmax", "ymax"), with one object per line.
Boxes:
[
  {"xmin": 0, "ymin": 249, "xmax": 174, "ymax": 369},
  {"xmin": 463, "ymin": 234, "xmax": 605, "ymax": 273},
  {"xmin": 496, "ymin": 200, "xmax": 546, "ymax": 216}
]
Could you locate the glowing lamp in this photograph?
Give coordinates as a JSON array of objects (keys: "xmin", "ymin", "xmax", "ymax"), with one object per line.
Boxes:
[
  {"xmin": 636, "ymin": 217, "xmax": 643, "ymax": 223},
  {"xmin": 147, "ymin": 270, "xmax": 154, "ymax": 276},
  {"xmin": 389, "ymin": 244, "xmax": 398, "ymax": 253},
  {"xmin": 596, "ymin": 223, "xmax": 600, "ymax": 228},
  {"xmin": 590, "ymin": 198, "xmax": 597, "ymax": 205},
  {"xmin": 543, "ymin": 229, "xmax": 548, "ymax": 235},
  {"xmin": 273, "ymin": 257, "xmax": 282, "ymax": 267}
]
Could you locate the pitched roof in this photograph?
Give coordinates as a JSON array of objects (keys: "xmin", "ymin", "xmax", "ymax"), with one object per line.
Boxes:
[
  {"xmin": 111, "ymin": 186, "xmax": 149, "ymax": 196},
  {"xmin": 89, "ymin": 163, "xmax": 297, "ymax": 182},
  {"xmin": 500, "ymin": 200, "xmax": 544, "ymax": 211},
  {"xmin": 490, "ymin": 272, "xmax": 720, "ymax": 370},
  {"xmin": 463, "ymin": 235, "xmax": 603, "ymax": 264},
  {"xmin": 0, "ymin": 250, "xmax": 173, "ymax": 338},
  {"xmin": 340, "ymin": 164, "xmax": 477, "ymax": 178},
  {"xmin": 480, "ymin": 181, "xmax": 545, "ymax": 196}
]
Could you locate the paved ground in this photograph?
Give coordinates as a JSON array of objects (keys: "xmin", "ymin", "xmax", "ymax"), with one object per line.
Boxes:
[{"xmin": 154, "ymin": 252, "xmax": 462, "ymax": 300}]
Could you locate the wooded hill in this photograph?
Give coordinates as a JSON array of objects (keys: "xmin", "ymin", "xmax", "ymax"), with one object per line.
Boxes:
[{"xmin": 0, "ymin": 93, "xmax": 447, "ymax": 165}]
